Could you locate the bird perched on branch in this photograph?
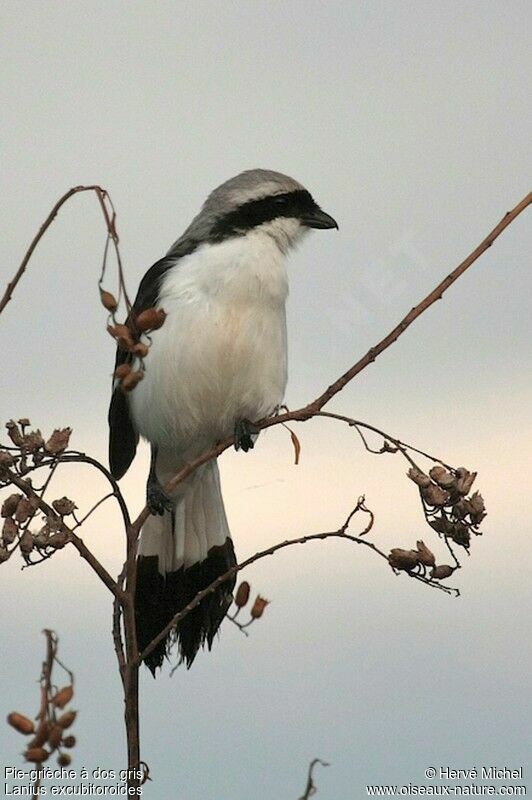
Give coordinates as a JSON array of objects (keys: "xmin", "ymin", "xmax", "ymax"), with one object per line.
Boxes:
[{"xmin": 108, "ymin": 169, "xmax": 337, "ymax": 674}]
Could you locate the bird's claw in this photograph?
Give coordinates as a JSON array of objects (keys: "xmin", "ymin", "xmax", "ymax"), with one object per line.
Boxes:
[
  {"xmin": 234, "ymin": 419, "xmax": 259, "ymax": 452},
  {"xmin": 147, "ymin": 480, "xmax": 173, "ymax": 515}
]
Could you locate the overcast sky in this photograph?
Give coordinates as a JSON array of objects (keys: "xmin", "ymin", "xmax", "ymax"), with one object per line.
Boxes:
[{"xmin": 1, "ymin": 2, "xmax": 531, "ymax": 798}]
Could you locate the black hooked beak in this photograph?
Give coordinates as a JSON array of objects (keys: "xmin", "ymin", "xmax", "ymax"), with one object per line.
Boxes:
[{"xmin": 301, "ymin": 206, "xmax": 338, "ymax": 230}]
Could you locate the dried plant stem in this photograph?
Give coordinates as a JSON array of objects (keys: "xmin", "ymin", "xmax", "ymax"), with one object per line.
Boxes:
[
  {"xmin": 298, "ymin": 758, "xmax": 330, "ymax": 800},
  {"xmin": 0, "ymin": 186, "xmax": 119, "ymax": 316}
]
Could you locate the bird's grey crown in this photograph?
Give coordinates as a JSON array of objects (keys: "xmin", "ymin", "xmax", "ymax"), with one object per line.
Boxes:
[
  {"xmin": 167, "ymin": 169, "xmax": 305, "ymax": 256},
  {"xmin": 204, "ymin": 169, "xmax": 305, "ymax": 214}
]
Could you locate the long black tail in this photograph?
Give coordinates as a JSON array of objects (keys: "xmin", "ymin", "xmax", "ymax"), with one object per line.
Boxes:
[{"xmin": 135, "ymin": 538, "xmax": 236, "ymax": 674}]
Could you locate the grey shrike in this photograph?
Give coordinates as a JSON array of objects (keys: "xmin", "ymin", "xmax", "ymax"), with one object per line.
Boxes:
[{"xmin": 108, "ymin": 169, "xmax": 337, "ymax": 674}]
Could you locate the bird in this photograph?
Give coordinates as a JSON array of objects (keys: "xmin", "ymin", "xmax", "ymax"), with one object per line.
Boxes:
[{"xmin": 108, "ymin": 169, "xmax": 337, "ymax": 674}]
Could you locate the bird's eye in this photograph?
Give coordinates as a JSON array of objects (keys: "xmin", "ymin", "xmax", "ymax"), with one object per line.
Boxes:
[{"xmin": 273, "ymin": 195, "xmax": 286, "ymax": 205}]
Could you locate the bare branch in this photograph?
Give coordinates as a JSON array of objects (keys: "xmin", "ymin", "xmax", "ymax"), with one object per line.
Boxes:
[
  {"xmin": 0, "ymin": 185, "xmax": 131, "ymax": 316},
  {"xmin": 298, "ymin": 758, "xmax": 330, "ymax": 800}
]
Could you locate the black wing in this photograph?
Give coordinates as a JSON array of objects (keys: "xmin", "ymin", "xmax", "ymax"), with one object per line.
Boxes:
[{"xmin": 107, "ymin": 244, "xmax": 196, "ymax": 480}]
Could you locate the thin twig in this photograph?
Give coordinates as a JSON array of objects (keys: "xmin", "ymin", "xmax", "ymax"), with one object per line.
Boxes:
[
  {"xmin": 298, "ymin": 758, "xmax": 330, "ymax": 800},
  {"xmin": 0, "ymin": 186, "xmax": 121, "ymax": 316}
]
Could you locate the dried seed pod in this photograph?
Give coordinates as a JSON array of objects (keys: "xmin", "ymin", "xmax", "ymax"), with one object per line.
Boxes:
[
  {"xmin": 234, "ymin": 581, "xmax": 251, "ymax": 608},
  {"xmin": 45, "ymin": 515, "xmax": 62, "ymax": 533},
  {"xmin": 7, "ymin": 712, "xmax": 35, "ymax": 735},
  {"xmin": 468, "ymin": 491, "xmax": 486, "ymax": 525},
  {"xmin": 2, "ymin": 517, "xmax": 18, "ymax": 545},
  {"xmin": 52, "ymin": 685, "xmax": 74, "ymax": 709},
  {"xmin": 24, "ymin": 747, "xmax": 49, "ymax": 763},
  {"xmin": 1, "ymin": 493, "xmax": 22, "ymax": 517},
  {"xmin": 107, "ymin": 322, "xmax": 134, "ymax": 342},
  {"xmin": 18, "ymin": 418, "xmax": 31, "ymax": 427},
  {"xmin": 19, "ymin": 530, "xmax": 34, "ymax": 555},
  {"xmin": 431, "ymin": 564, "xmax": 455, "ymax": 580},
  {"xmin": 407, "ymin": 467, "xmax": 431, "ymax": 488},
  {"xmin": 429, "ymin": 465, "xmax": 456, "ymax": 490},
  {"xmin": 114, "ymin": 363, "xmax": 131, "ymax": 381},
  {"xmin": 62, "ymin": 735, "xmax": 76, "ymax": 749},
  {"xmin": 448, "ymin": 523, "xmax": 471, "ymax": 548},
  {"xmin": 44, "ymin": 428, "xmax": 72, "ymax": 454},
  {"xmin": 15, "ymin": 497, "xmax": 34, "ymax": 523},
  {"xmin": 132, "ymin": 342, "xmax": 150, "ymax": 358},
  {"xmin": 134, "ymin": 307, "xmax": 167, "ymax": 332},
  {"xmin": 0, "ymin": 450, "xmax": 15, "ymax": 466},
  {"xmin": 452, "ymin": 498, "xmax": 472, "ymax": 520},
  {"xmin": 47, "ymin": 724, "xmax": 64, "ymax": 749},
  {"xmin": 30, "ymin": 721, "xmax": 50, "ymax": 748},
  {"xmin": 455, "ymin": 468, "xmax": 477, "ymax": 496},
  {"xmin": 23, "ymin": 430, "xmax": 44, "ymax": 452},
  {"xmin": 421, "ymin": 483, "xmax": 450, "ymax": 507},
  {"xmin": 52, "ymin": 497, "xmax": 77, "ymax": 516},
  {"xmin": 48, "ymin": 531, "xmax": 69, "ymax": 549},
  {"xmin": 388, "ymin": 548, "xmax": 420, "ymax": 572},
  {"xmin": 33, "ymin": 527, "xmax": 50, "ymax": 548},
  {"xmin": 429, "ymin": 516, "xmax": 452, "ymax": 535},
  {"xmin": 57, "ymin": 710, "xmax": 77, "ymax": 730},
  {"xmin": 6, "ymin": 420, "xmax": 24, "ymax": 447},
  {"xmin": 99, "ymin": 287, "xmax": 118, "ymax": 312},
  {"xmin": 120, "ymin": 370, "xmax": 144, "ymax": 392},
  {"xmin": 250, "ymin": 595, "xmax": 270, "ymax": 619},
  {"xmin": 57, "ymin": 753, "xmax": 72, "ymax": 767},
  {"xmin": 415, "ymin": 540, "xmax": 435, "ymax": 567}
]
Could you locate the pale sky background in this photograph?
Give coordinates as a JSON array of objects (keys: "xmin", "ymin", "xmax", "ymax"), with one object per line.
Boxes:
[{"xmin": 1, "ymin": 1, "xmax": 531, "ymax": 798}]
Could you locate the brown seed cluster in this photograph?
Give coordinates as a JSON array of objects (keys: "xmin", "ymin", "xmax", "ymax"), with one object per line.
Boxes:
[
  {"xmin": 407, "ymin": 464, "xmax": 486, "ymax": 551},
  {"xmin": 2, "ymin": 420, "xmax": 71, "ymax": 477},
  {"xmin": 0, "ymin": 421, "xmax": 77, "ymax": 566},
  {"xmin": 7, "ymin": 683, "xmax": 77, "ymax": 766},
  {"xmin": 388, "ymin": 540, "xmax": 455, "ymax": 581},
  {"xmin": 101, "ymin": 286, "xmax": 167, "ymax": 394}
]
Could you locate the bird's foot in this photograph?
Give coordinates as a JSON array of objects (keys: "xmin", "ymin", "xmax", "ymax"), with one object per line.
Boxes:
[
  {"xmin": 234, "ymin": 419, "xmax": 259, "ymax": 452},
  {"xmin": 147, "ymin": 479, "xmax": 173, "ymax": 515}
]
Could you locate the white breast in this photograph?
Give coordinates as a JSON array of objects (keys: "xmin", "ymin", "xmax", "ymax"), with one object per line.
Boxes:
[{"xmin": 128, "ymin": 231, "xmax": 289, "ymax": 457}]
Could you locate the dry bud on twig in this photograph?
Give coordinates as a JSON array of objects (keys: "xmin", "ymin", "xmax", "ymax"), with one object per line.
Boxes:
[
  {"xmin": 7, "ymin": 712, "xmax": 35, "ymax": 735},
  {"xmin": 431, "ymin": 565, "xmax": 455, "ymax": 580},
  {"xmin": 250, "ymin": 595, "xmax": 269, "ymax": 619},
  {"xmin": 415, "ymin": 540, "xmax": 435, "ymax": 567},
  {"xmin": 24, "ymin": 747, "xmax": 49, "ymax": 763},
  {"xmin": 407, "ymin": 467, "xmax": 431, "ymax": 488},
  {"xmin": 2, "ymin": 493, "xmax": 22, "ymax": 517},
  {"xmin": 120, "ymin": 370, "xmax": 144, "ymax": 392},
  {"xmin": 99, "ymin": 288, "xmax": 118, "ymax": 313},
  {"xmin": 0, "ymin": 450, "xmax": 15, "ymax": 466},
  {"xmin": 388, "ymin": 548, "xmax": 420, "ymax": 572},
  {"xmin": 52, "ymin": 497, "xmax": 77, "ymax": 517},
  {"xmin": 134, "ymin": 307, "xmax": 166, "ymax": 332},
  {"xmin": 234, "ymin": 581, "xmax": 251, "ymax": 608},
  {"xmin": 6, "ymin": 420, "xmax": 25, "ymax": 447},
  {"xmin": 2, "ymin": 517, "xmax": 18, "ymax": 545},
  {"xmin": 57, "ymin": 710, "xmax": 77, "ymax": 730},
  {"xmin": 429, "ymin": 465, "xmax": 456, "ymax": 490},
  {"xmin": 44, "ymin": 428, "xmax": 72, "ymax": 454},
  {"xmin": 421, "ymin": 483, "xmax": 450, "ymax": 507},
  {"xmin": 455, "ymin": 468, "xmax": 477, "ymax": 495}
]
